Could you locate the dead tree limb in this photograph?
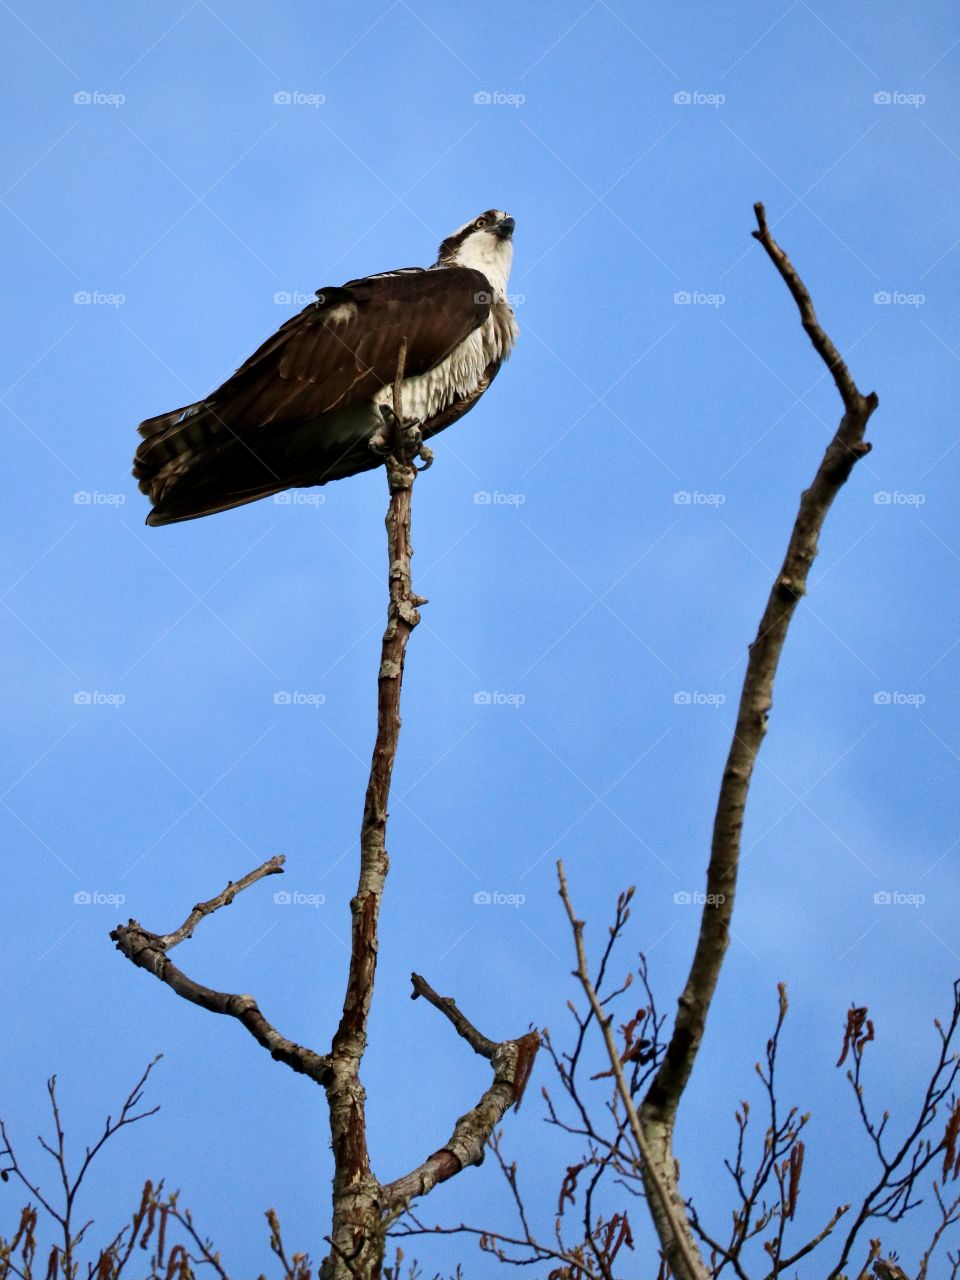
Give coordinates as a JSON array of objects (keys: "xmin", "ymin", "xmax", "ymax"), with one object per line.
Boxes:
[
  {"xmin": 322, "ymin": 341, "xmax": 428, "ymax": 1277},
  {"xmin": 558, "ymin": 203, "xmax": 879, "ymax": 1278},
  {"xmin": 110, "ymin": 856, "xmax": 330, "ymax": 1083},
  {"xmin": 642, "ymin": 205, "xmax": 878, "ymax": 1127},
  {"xmin": 382, "ymin": 977, "xmax": 539, "ymax": 1210}
]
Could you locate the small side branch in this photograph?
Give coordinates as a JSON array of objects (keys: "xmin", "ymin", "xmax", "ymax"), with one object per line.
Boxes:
[
  {"xmin": 752, "ymin": 202, "xmax": 863, "ymax": 409},
  {"xmin": 157, "ymin": 854, "xmax": 285, "ymax": 949},
  {"xmin": 382, "ymin": 979, "xmax": 540, "ymax": 1211},
  {"xmin": 410, "ymin": 972, "xmax": 497, "ymax": 1058},
  {"xmin": 110, "ymin": 857, "xmax": 329, "ymax": 1085}
]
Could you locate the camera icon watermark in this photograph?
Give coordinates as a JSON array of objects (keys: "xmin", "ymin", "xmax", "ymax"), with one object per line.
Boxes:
[
  {"xmin": 873, "ymin": 690, "xmax": 925, "ymax": 707},
  {"xmin": 873, "ymin": 491, "xmax": 925, "ymax": 506},
  {"xmin": 873, "ymin": 290, "xmax": 925, "ymax": 307},
  {"xmin": 473, "ymin": 890, "xmax": 525, "ymax": 907},
  {"xmin": 673, "ymin": 90, "xmax": 725, "ymax": 108},
  {"xmin": 873, "ymin": 91, "xmax": 925, "ymax": 108},
  {"xmin": 473, "ymin": 90, "xmax": 525, "ymax": 107},
  {"xmin": 73, "ymin": 291, "xmax": 125, "ymax": 307},
  {"xmin": 273, "ymin": 491, "xmax": 325, "ymax": 507},
  {"xmin": 73, "ymin": 690, "xmax": 126, "ymax": 707},
  {"xmin": 74, "ymin": 490, "xmax": 126, "ymax": 506},
  {"xmin": 673, "ymin": 490, "xmax": 726, "ymax": 507},
  {"xmin": 473, "ymin": 690, "xmax": 526, "ymax": 708},
  {"xmin": 473, "ymin": 490, "xmax": 526, "ymax": 506},
  {"xmin": 674, "ymin": 690, "xmax": 726, "ymax": 707},
  {"xmin": 273, "ymin": 690, "xmax": 326, "ymax": 707},
  {"xmin": 274, "ymin": 890, "xmax": 325, "ymax": 907},
  {"xmin": 73, "ymin": 90, "xmax": 125, "ymax": 108},
  {"xmin": 273, "ymin": 90, "xmax": 326, "ymax": 107},
  {"xmin": 673, "ymin": 290, "xmax": 725, "ymax": 307},
  {"xmin": 873, "ymin": 890, "xmax": 924, "ymax": 907}
]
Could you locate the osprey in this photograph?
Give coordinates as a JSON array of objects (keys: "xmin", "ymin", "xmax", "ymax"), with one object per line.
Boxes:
[{"xmin": 134, "ymin": 210, "xmax": 519, "ymax": 525}]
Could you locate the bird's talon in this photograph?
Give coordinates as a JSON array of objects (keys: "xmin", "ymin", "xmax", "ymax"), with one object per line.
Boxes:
[
  {"xmin": 368, "ymin": 431, "xmax": 393, "ymax": 457},
  {"xmin": 399, "ymin": 419, "xmax": 423, "ymax": 456}
]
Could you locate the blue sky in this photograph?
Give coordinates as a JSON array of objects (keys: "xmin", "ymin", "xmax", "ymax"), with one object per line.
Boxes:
[{"xmin": 1, "ymin": 0, "xmax": 957, "ymax": 1274}]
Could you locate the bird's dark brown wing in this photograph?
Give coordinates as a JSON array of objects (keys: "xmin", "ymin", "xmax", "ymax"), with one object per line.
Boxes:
[
  {"xmin": 139, "ymin": 266, "xmax": 492, "ymax": 445},
  {"xmin": 133, "ymin": 265, "xmax": 496, "ymax": 524}
]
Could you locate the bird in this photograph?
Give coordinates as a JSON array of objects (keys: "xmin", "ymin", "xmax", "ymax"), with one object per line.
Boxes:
[{"xmin": 133, "ymin": 210, "xmax": 519, "ymax": 525}]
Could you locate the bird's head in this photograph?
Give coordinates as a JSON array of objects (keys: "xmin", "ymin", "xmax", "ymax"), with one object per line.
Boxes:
[{"xmin": 436, "ymin": 209, "xmax": 515, "ymax": 297}]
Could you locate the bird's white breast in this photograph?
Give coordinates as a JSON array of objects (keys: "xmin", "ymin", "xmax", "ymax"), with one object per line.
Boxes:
[{"xmin": 373, "ymin": 301, "xmax": 518, "ymax": 423}]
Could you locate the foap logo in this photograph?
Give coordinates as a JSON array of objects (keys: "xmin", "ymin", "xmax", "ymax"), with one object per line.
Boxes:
[
  {"xmin": 73, "ymin": 691, "xmax": 126, "ymax": 707},
  {"xmin": 73, "ymin": 90, "xmax": 125, "ymax": 108},
  {"xmin": 873, "ymin": 890, "xmax": 925, "ymax": 907},
  {"xmin": 74, "ymin": 291, "xmax": 126, "ymax": 307},
  {"xmin": 874, "ymin": 491, "xmax": 926, "ymax": 506},
  {"xmin": 873, "ymin": 691, "xmax": 926, "ymax": 707},
  {"xmin": 273, "ymin": 90, "xmax": 326, "ymax": 107},
  {"xmin": 673, "ymin": 490, "xmax": 726, "ymax": 507},
  {"xmin": 274, "ymin": 691, "xmax": 326, "ymax": 707},
  {"xmin": 673, "ymin": 290, "xmax": 725, "ymax": 308},
  {"xmin": 274, "ymin": 890, "xmax": 326, "ymax": 907},
  {"xmin": 473, "ymin": 291, "xmax": 526, "ymax": 307},
  {"xmin": 74, "ymin": 490, "xmax": 126, "ymax": 506},
  {"xmin": 473, "ymin": 691, "xmax": 526, "ymax": 708},
  {"xmin": 674, "ymin": 690, "xmax": 726, "ymax": 708},
  {"xmin": 273, "ymin": 491, "xmax": 325, "ymax": 507},
  {"xmin": 473, "ymin": 90, "xmax": 526, "ymax": 107},
  {"xmin": 74, "ymin": 889, "xmax": 126, "ymax": 906},
  {"xmin": 674, "ymin": 890, "xmax": 726, "ymax": 906},
  {"xmin": 873, "ymin": 91, "xmax": 925, "ymax": 108},
  {"xmin": 473, "ymin": 890, "xmax": 526, "ymax": 907},
  {"xmin": 873, "ymin": 290, "xmax": 925, "ymax": 307},
  {"xmin": 673, "ymin": 90, "xmax": 725, "ymax": 108},
  {"xmin": 473, "ymin": 490, "xmax": 526, "ymax": 507},
  {"xmin": 274, "ymin": 290, "xmax": 315, "ymax": 306}
]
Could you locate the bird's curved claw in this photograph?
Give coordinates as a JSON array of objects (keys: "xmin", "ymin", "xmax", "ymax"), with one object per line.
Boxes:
[
  {"xmin": 399, "ymin": 418, "xmax": 423, "ymax": 457},
  {"xmin": 369, "ymin": 406, "xmax": 427, "ymax": 465}
]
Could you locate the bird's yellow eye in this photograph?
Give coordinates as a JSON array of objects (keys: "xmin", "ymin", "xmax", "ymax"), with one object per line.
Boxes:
[{"xmin": 475, "ymin": 217, "xmax": 487, "ymax": 228}]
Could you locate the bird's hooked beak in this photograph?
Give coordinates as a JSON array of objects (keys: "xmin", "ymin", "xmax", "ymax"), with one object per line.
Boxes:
[{"xmin": 493, "ymin": 214, "xmax": 515, "ymax": 241}]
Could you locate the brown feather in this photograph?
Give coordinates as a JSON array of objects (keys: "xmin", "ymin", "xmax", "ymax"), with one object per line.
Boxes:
[{"xmin": 133, "ymin": 266, "xmax": 499, "ymax": 523}]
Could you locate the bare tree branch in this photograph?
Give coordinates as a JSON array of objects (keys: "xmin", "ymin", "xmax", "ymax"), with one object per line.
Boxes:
[
  {"xmin": 0, "ymin": 1062, "xmax": 163, "ymax": 1277},
  {"xmin": 644, "ymin": 200, "xmax": 878, "ymax": 1128},
  {"xmin": 827, "ymin": 983, "xmax": 960, "ymax": 1279},
  {"xmin": 409, "ymin": 972, "xmax": 498, "ymax": 1058},
  {"xmin": 323, "ymin": 341, "xmax": 430, "ymax": 1277},
  {"xmin": 109, "ymin": 863, "xmax": 330, "ymax": 1086},
  {"xmin": 155, "ymin": 854, "xmax": 286, "ymax": 949},
  {"xmin": 383, "ymin": 981, "xmax": 539, "ymax": 1210},
  {"xmin": 634, "ymin": 201, "xmax": 878, "ymax": 1264}
]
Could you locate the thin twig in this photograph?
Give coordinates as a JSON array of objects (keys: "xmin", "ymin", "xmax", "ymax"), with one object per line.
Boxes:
[
  {"xmin": 410, "ymin": 973, "xmax": 497, "ymax": 1058},
  {"xmin": 157, "ymin": 855, "xmax": 285, "ymax": 949},
  {"xmin": 383, "ymin": 982, "xmax": 539, "ymax": 1210},
  {"xmin": 558, "ymin": 860, "xmax": 710, "ymax": 1280}
]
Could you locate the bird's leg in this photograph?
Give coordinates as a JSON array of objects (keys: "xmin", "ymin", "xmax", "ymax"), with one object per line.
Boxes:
[
  {"xmin": 367, "ymin": 404, "xmax": 393, "ymax": 457},
  {"xmin": 368, "ymin": 404, "xmax": 430, "ymax": 467}
]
